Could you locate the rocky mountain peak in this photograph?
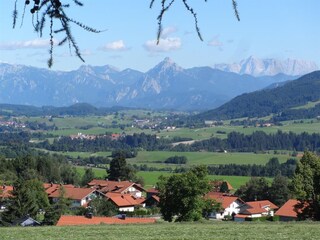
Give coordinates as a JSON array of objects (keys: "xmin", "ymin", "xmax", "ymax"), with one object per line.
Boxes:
[{"xmin": 214, "ymin": 56, "xmax": 319, "ymax": 77}]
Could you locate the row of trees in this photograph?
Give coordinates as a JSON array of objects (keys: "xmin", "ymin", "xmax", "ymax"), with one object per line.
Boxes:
[
  {"xmin": 207, "ymin": 158, "xmax": 297, "ymax": 177},
  {"xmin": 32, "ymin": 130, "xmax": 320, "ymax": 153}
]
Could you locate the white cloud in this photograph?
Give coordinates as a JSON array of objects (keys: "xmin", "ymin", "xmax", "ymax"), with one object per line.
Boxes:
[
  {"xmin": 208, "ymin": 36, "xmax": 224, "ymax": 51},
  {"xmin": 100, "ymin": 40, "xmax": 129, "ymax": 51},
  {"xmin": 161, "ymin": 26, "xmax": 178, "ymax": 38},
  {"xmin": 0, "ymin": 38, "xmax": 57, "ymax": 50},
  {"xmin": 208, "ymin": 39, "xmax": 223, "ymax": 47},
  {"xmin": 144, "ymin": 37, "xmax": 181, "ymax": 52}
]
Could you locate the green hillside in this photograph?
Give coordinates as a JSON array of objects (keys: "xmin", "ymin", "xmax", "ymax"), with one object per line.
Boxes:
[{"xmin": 197, "ymin": 71, "xmax": 320, "ymax": 120}]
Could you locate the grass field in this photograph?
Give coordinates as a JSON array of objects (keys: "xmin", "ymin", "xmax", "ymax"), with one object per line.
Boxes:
[
  {"xmin": 75, "ymin": 167, "xmax": 271, "ymax": 190},
  {"xmin": 130, "ymin": 151, "xmax": 294, "ymax": 166},
  {"xmin": 136, "ymin": 171, "xmax": 269, "ymax": 189},
  {"xmin": 0, "ymin": 222, "xmax": 319, "ymax": 240},
  {"xmin": 158, "ymin": 119, "xmax": 320, "ymax": 140}
]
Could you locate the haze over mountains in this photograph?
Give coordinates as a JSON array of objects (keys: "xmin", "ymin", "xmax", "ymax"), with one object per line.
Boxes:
[
  {"xmin": 0, "ymin": 56, "xmax": 318, "ymax": 110},
  {"xmin": 213, "ymin": 56, "xmax": 318, "ymax": 77}
]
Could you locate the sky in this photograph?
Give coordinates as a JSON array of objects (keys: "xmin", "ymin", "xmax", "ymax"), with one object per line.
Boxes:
[{"xmin": 0, "ymin": 0, "xmax": 320, "ymax": 72}]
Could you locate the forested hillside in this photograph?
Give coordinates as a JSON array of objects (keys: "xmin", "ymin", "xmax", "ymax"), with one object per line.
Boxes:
[{"xmin": 197, "ymin": 71, "xmax": 320, "ymax": 120}]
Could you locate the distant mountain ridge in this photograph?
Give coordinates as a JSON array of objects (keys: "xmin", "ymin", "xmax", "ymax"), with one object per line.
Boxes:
[
  {"xmin": 197, "ymin": 71, "xmax": 320, "ymax": 120},
  {"xmin": 0, "ymin": 57, "xmax": 311, "ymax": 110},
  {"xmin": 213, "ymin": 56, "xmax": 318, "ymax": 77}
]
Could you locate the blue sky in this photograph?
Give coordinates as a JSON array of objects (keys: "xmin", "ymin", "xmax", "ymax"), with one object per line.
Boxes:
[{"xmin": 0, "ymin": 0, "xmax": 319, "ymax": 72}]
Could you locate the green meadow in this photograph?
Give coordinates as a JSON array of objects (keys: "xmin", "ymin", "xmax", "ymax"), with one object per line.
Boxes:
[
  {"xmin": 76, "ymin": 167, "xmax": 271, "ymax": 189},
  {"xmin": 129, "ymin": 151, "xmax": 293, "ymax": 166},
  {"xmin": 0, "ymin": 222, "xmax": 319, "ymax": 240},
  {"xmin": 136, "ymin": 171, "xmax": 266, "ymax": 189}
]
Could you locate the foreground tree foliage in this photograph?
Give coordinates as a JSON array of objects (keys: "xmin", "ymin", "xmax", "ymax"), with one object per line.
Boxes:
[
  {"xmin": 1, "ymin": 179, "xmax": 49, "ymax": 225},
  {"xmin": 43, "ymin": 186, "xmax": 71, "ymax": 225},
  {"xmin": 235, "ymin": 175, "xmax": 291, "ymax": 206},
  {"xmin": 11, "ymin": 0, "xmax": 239, "ymax": 67},
  {"xmin": 88, "ymin": 198, "xmax": 118, "ymax": 217},
  {"xmin": 157, "ymin": 165, "xmax": 215, "ymax": 222},
  {"xmin": 291, "ymin": 151, "xmax": 320, "ymax": 220}
]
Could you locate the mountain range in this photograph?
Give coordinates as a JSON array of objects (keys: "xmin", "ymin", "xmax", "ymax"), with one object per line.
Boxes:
[
  {"xmin": 197, "ymin": 71, "xmax": 320, "ymax": 120},
  {"xmin": 213, "ymin": 56, "xmax": 318, "ymax": 77},
  {"xmin": 0, "ymin": 56, "xmax": 317, "ymax": 110}
]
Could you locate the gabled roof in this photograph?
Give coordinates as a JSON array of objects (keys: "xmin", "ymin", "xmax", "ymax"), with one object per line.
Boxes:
[
  {"xmin": 147, "ymin": 187, "xmax": 159, "ymax": 194},
  {"xmin": 0, "ymin": 186, "xmax": 13, "ymax": 198},
  {"xmin": 240, "ymin": 200, "xmax": 278, "ymax": 215},
  {"xmin": 49, "ymin": 187, "xmax": 96, "ymax": 200},
  {"xmin": 12, "ymin": 216, "xmax": 41, "ymax": 227},
  {"xmin": 106, "ymin": 193, "xmax": 145, "ymax": 207},
  {"xmin": 43, "ymin": 183, "xmax": 75, "ymax": 195},
  {"xmin": 56, "ymin": 215, "xmax": 156, "ymax": 226},
  {"xmin": 88, "ymin": 179, "xmax": 145, "ymax": 194},
  {"xmin": 275, "ymin": 199, "xmax": 306, "ymax": 218},
  {"xmin": 246, "ymin": 200, "xmax": 279, "ymax": 210},
  {"xmin": 210, "ymin": 180, "xmax": 234, "ymax": 192},
  {"xmin": 205, "ymin": 192, "xmax": 244, "ymax": 209}
]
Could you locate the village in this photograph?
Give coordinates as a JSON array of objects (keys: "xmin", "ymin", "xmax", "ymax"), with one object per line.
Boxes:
[{"xmin": 0, "ymin": 178, "xmax": 301, "ymax": 227}]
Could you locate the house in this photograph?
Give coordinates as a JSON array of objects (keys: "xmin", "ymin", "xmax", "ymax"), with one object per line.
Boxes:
[
  {"xmin": 234, "ymin": 200, "xmax": 278, "ymax": 222},
  {"xmin": 87, "ymin": 179, "xmax": 145, "ymax": 198},
  {"xmin": 48, "ymin": 187, "xmax": 103, "ymax": 208},
  {"xmin": 0, "ymin": 185, "xmax": 14, "ymax": 210},
  {"xmin": 205, "ymin": 192, "xmax": 245, "ymax": 220},
  {"xmin": 146, "ymin": 187, "xmax": 159, "ymax": 199},
  {"xmin": 106, "ymin": 192, "xmax": 146, "ymax": 212},
  {"xmin": 0, "ymin": 185, "xmax": 14, "ymax": 199},
  {"xmin": 210, "ymin": 180, "xmax": 234, "ymax": 193},
  {"xmin": 43, "ymin": 183, "xmax": 75, "ymax": 195},
  {"xmin": 144, "ymin": 195, "xmax": 160, "ymax": 208},
  {"xmin": 275, "ymin": 199, "xmax": 307, "ymax": 221},
  {"xmin": 56, "ymin": 215, "xmax": 156, "ymax": 226},
  {"xmin": 12, "ymin": 215, "xmax": 41, "ymax": 227},
  {"xmin": 144, "ymin": 187, "xmax": 160, "ymax": 207}
]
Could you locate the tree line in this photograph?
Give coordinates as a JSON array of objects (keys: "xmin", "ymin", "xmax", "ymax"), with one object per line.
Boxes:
[{"xmin": 31, "ymin": 130, "xmax": 320, "ymax": 153}]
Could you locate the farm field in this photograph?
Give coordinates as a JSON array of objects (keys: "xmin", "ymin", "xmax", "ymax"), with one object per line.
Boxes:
[
  {"xmin": 0, "ymin": 222, "xmax": 319, "ymax": 240},
  {"xmin": 135, "ymin": 171, "xmax": 268, "ymax": 189},
  {"xmin": 75, "ymin": 167, "xmax": 271, "ymax": 189},
  {"xmin": 20, "ymin": 113, "xmax": 320, "ymax": 141},
  {"xmin": 159, "ymin": 119, "xmax": 320, "ymax": 140},
  {"xmin": 130, "ymin": 151, "xmax": 294, "ymax": 166},
  {"xmin": 46, "ymin": 150, "xmax": 293, "ymax": 166}
]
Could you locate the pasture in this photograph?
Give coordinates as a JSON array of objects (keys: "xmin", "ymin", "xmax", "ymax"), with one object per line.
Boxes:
[
  {"xmin": 0, "ymin": 222, "xmax": 319, "ymax": 240},
  {"xmin": 129, "ymin": 151, "xmax": 294, "ymax": 166},
  {"xmin": 76, "ymin": 167, "xmax": 271, "ymax": 189}
]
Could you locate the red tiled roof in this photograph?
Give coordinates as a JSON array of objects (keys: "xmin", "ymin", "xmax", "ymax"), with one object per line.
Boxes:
[
  {"xmin": 88, "ymin": 179, "xmax": 145, "ymax": 194},
  {"xmin": 275, "ymin": 199, "xmax": 306, "ymax": 218},
  {"xmin": 43, "ymin": 183, "xmax": 75, "ymax": 195},
  {"xmin": 0, "ymin": 186, "xmax": 13, "ymax": 198},
  {"xmin": 205, "ymin": 192, "xmax": 243, "ymax": 209},
  {"xmin": 56, "ymin": 215, "xmax": 156, "ymax": 226},
  {"xmin": 49, "ymin": 187, "xmax": 96, "ymax": 200},
  {"xmin": 210, "ymin": 180, "xmax": 234, "ymax": 192},
  {"xmin": 151, "ymin": 195, "xmax": 160, "ymax": 202},
  {"xmin": 246, "ymin": 200, "xmax": 278, "ymax": 210},
  {"xmin": 106, "ymin": 193, "xmax": 145, "ymax": 207}
]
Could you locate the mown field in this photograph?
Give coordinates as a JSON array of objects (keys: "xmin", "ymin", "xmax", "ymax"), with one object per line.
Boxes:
[
  {"xmin": 0, "ymin": 222, "xmax": 319, "ymax": 240},
  {"xmin": 130, "ymin": 151, "xmax": 293, "ymax": 166}
]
